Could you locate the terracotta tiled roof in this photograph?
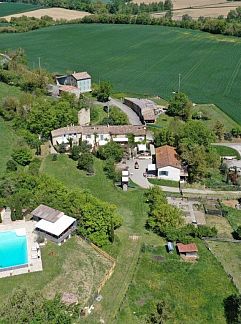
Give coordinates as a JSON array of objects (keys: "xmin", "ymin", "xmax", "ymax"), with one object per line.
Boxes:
[
  {"xmin": 176, "ymin": 243, "xmax": 198, "ymax": 253},
  {"xmin": 72, "ymin": 72, "xmax": 91, "ymax": 80},
  {"xmin": 155, "ymin": 145, "xmax": 181, "ymax": 169},
  {"xmin": 51, "ymin": 125, "xmax": 146, "ymax": 137},
  {"xmin": 59, "ymin": 85, "xmax": 79, "ymax": 92}
]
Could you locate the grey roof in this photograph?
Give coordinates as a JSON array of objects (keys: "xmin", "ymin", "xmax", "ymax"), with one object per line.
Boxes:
[{"xmin": 31, "ymin": 204, "xmax": 64, "ymax": 223}]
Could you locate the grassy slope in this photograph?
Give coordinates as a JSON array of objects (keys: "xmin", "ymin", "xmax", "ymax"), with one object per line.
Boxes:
[
  {"xmin": 42, "ymin": 154, "xmax": 236, "ymax": 323},
  {"xmin": 0, "ymin": 83, "xmax": 22, "ymax": 175},
  {"xmin": 0, "ymin": 3, "xmax": 41, "ymax": 17},
  {"xmin": 0, "ymin": 119, "xmax": 19, "ymax": 176},
  {"xmin": 0, "ymin": 24, "xmax": 241, "ymax": 123},
  {"xmin": 118, "ymin": 243, "xmax": 236, "ymax": 324},
  {"xmin": 0, "ymin": 237, "xmax": 112, "ymax": 307},
  {"xmin": 155, "ymin": 104, "xmax": 240, "ymax": 130}
]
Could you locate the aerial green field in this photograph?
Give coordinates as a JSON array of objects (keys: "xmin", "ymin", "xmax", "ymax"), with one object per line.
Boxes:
[
  {"xmin": 0, "ymin": 2, "xmax": 41, "ymax": 17},
  {"xmin": 0, "ymin": 24, "xmax": 241, "ymax": 123}
]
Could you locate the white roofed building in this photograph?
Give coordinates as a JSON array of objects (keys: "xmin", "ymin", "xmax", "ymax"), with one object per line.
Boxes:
[{"xmin": 31, "ymin": 204, "xmax": 77, "ymax": 244}]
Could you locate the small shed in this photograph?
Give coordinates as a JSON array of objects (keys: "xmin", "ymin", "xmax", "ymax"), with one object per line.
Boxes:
[
  {"xmin": 176, "ymin": 243, "xmax": 198, "ymax": 259},
  {"xmin": 167, "ymin": 241, "xmax": 174, "ymax": 253}
]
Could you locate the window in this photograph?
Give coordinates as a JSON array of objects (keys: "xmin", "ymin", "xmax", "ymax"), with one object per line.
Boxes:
[
  {"xmin": 100, "ymin": 135, "xmax": 104, "ymax": 141},
  {"xmin": 86, "ymin": 135, "xmax": 91, "ymax": 139},
  {"xmin": 159, "ymin": 171, "xmax": 168, "ymax": 176}
]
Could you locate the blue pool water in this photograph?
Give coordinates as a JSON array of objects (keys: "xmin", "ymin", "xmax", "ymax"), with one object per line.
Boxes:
[{"xmin": 0, "ymin": 231, "xmax": 28, "ymax": 269}]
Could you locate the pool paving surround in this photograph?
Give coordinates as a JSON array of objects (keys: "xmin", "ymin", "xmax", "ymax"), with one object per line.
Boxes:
[{"xmin": 0, "ymin": 220, "xmax": 43, "ymax": 278}]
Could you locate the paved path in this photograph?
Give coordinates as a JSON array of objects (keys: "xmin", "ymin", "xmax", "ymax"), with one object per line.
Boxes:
[
  {"xmin": 109, "ymin": 97, "xmax": 142, "ymax": 125},
  {"xmin": 213, "ymin": 142, "xmax": 241, "ymax": 157}
]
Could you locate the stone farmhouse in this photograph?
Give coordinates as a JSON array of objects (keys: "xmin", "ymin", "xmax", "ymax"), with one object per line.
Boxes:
[
  {"xmin": 51, "ymin": 125, "xmax": 147, "ymax": 148},
  {"xmin": 56, "ymin": 71, "xmax": 92, "ymax": 96}
]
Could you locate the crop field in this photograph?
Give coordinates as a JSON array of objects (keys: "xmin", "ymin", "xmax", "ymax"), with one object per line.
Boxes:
[
  {"xmin": 0, "ymin": 2, "xmax": 41, "ymax": 17},
  {"xmin": 0, "ymin": 24, "xmax": 241, "ymax": 123},
  {"xmin": 3, "ymin": 7, "xmax": 91, "ymax": 21}
]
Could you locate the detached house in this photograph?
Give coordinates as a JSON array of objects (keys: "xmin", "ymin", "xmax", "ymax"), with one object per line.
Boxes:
[
  {"xmin": 66, "ymin": 72, "xmax": 91, "ymax": 93},
  {"xmin": 155, "ymin": 145, "xmax": 183, "ymax": 181},
  {"xmin": 31, "ymin": 204, "xmax": 77, "ymax": 245}
]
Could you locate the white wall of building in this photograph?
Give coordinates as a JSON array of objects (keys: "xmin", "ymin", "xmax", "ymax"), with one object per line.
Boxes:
[
  {"xmin": 134, "ymin": 136, "xmax": 145, "ymax": 143},
  {"xmin": 52, "ymin": 133, "xmax": 81, "ymax": 146},
  {"xmin": 157, "ymin": 166, "xmax": 180, "ymax": 181},
  {"xmin": 96, "ymin": 133, "xmax": 111, "ymax": 146},
  {"xmin": 77, "ymin": 79, "xmax": 91, "ymax": 93}
]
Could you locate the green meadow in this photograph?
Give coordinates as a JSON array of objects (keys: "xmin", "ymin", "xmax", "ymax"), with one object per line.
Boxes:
[
  {"xmin": 0, "ymin": 2, "xmax": 41, "ymax": 17},
  {"xmin": 0, "ymin": 24, "xmax": 241, "ymax": 123}
]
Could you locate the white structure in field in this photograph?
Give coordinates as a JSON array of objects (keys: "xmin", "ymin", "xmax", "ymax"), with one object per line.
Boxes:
[
  {"xmin": 31, "ymin": 204, "xmax": 77, "ymax": 244},
  {"xmin": 51, "ymin": 125, "xmax": 147, "ymax": 149},
  {"xmin": 155, "ymin": 145, "xmax": 181, "ymax": 181}
]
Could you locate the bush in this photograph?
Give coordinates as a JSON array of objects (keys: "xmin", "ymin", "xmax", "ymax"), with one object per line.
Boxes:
[
  {"xmin": 28, "ymin": 158, "xmax": 41, "ymax": 175},
  {"xmin": 11, "ymin": 147, "xmax": 32, "ymax": 166},
  {"xmin": 77, "ymin": 152, "xmax": 94, "ymax": 174},
  {"xmin": 6, "ymin": 159, "xmax": 18, "ymax": 172},
  {"xmin": 52, "ymin": 154, "xmax": 58, "ymax": 161},
  {"xmin": 97, "ymin": 141, "xmax": 124, "ymax": 162},
  {"xmin": 104, "ymin": 159, "xmax": 121, "ymax": 182}
]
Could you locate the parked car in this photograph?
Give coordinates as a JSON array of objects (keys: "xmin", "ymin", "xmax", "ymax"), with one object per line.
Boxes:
[{"xmin": 134, "ymin": 161, "xmax": 139, "ymax": 169}]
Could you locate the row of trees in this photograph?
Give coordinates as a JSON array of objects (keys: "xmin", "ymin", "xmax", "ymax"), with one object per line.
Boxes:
[
  {"xmin": 0, "ymin": 172, "xmax": 122, "ymax": 246},
  {"xmin": 81, "ymin": 12, "xmax": 241, "ymax": 37}
]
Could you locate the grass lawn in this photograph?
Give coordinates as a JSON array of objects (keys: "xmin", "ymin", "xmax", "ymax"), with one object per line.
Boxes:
[
  {"xmin": 148, "ymin": 178, "xmax": 179, "ymax": 187},
  {"xmin": 207, "ymin": 241, "xmax": 241, "ymax": 293},
  {"xmin": 118, "ymin": 241, "xmax": 236, "ymax": 323},
  {"xmin": 42, "ymin": 154, "xmax": 238, "ymax": 323},
  {"xmin": 0, "ymin": 3, "xmax": 41, "ymax": 17},
  {"xmin": 0, "ymin": 82, "xmax": 22, "ymax": 100},
  {"xmin": 0, "ymin": 237, "xmax": 112, "ymax": 307},
  {"xmin": 225, "ymin": 207, "xmax": 241, "ymax": 230},
  {"xmin": 155, "ymin": 103, "xmax": 240, "ymax": 131},
  {"xmin": 0, "ymin": 24, "xmax": 241, "ymax": 123},
  {"xmin": 213, "ymin": 145, "xmax": 241, "ymax": 159},
  {"xmin": 91, "ymin": 104, "xmax": 107, "ymax": 125},
  {"xmin": 0, "ymin": 118, "xmax": 19, "ymax": 176},
  {"xmin": 206, "ymin": 215, "xmax": 233, "ymax": 239}
]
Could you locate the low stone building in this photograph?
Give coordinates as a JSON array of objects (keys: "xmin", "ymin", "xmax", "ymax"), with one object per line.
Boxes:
[
  {"xmin": 124, "ymin": 98, "xmax": 157, "ymax": 124},
  {"xmin": 51, "ymin": 125, "xmax": 147, "ymax": 148}
]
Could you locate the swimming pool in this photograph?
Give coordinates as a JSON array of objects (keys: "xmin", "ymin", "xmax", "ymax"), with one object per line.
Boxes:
[{"xmin": 0, "ymin": 230, "xmax": 28, "ymax": 269}]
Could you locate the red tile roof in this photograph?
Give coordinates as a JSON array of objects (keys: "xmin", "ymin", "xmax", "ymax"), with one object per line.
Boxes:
[
  {"xmin": 155, "ymin": 145, "xmax": 181, "ymax": 169},
  {"xmin": 176, "ymin": 243, "xmax": 198, "ymax": 253}
]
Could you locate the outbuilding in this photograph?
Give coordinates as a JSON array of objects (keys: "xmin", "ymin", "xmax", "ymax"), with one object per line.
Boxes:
[
  {"xmin": 31, "ymin": 204, "xmax": 77, "ymax": 245},
  {"xmin": 176, "ymin": 243, "xmax": 198, "ymax": 259}
]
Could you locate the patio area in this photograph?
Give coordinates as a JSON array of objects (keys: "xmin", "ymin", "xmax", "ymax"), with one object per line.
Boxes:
[{"xmin": 0, "ymin": 220, "xmax": 43, "ymax": 278}]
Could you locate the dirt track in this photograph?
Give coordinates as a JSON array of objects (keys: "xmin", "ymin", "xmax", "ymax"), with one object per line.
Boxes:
[{"xmin": 3, "ymin": 7, "xmax": 91, "ymax": 22}]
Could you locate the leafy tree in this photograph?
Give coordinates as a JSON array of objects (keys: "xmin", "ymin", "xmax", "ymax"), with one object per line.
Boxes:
[
  {"xmin": 77, "ymin": 152, "xmax": 94, "ymax": 174},
  {"xmin": 167, "ymin": 92, "xmax": 192, "ymax": 121},
  {"xmin": 98, "ymin": 141, "xmax": 124, "ymax": 162},
  {"xmin": 70, "ymin": 145, "xmax": 81, "ymax": 161},
  {"xmin": 102, "ymin": 106, "xmax": 128, "ymax": 125},
  {"xmin": 147, "ymin": 203, "xmax": 184, "ymax": 234},
  {"xmin": 104, "ymin": 158, "xmax": 121, "ymax": 181},
  {"xmin": 154, "ymin": 127, "xmax": 175, "ymax": 147},
  {"xmin": 145, "ymin": 186, "xmax": 167, "ymax": 207},
  {"xmin": 58, "ymin": 143, "xmax": 66, "ymax": 153},
  {"xmin": 213, "ymin": 120, "xmax": 225, "ymax": 140},
  {"xmin": 93, "ymin": 81, "xmax": 112, "ymax": 102},
  {"xmin": 0, "ymin": 96, "xmax": 19, "ymax": 120},
  {"xmin": 11, "ymin": 147, "xmax": 32, "ymax": 166},
  {"xmin": 0, "ymin": 287, "xmax": 72, "ymax": 323},
  {"xmin": 224, "ymin": 294, "xmax": 241, "ymax": 324},
  {"xmin": 235, "ymin": 226, "xmax": 241, "ymax": 240},
  {"xmin": 6, "ymin": 159, "xmax": 18, "ymax": 172},
  {"xmin": 164, "ymin": 0, "xmax": 173, "ymax": 10}
]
